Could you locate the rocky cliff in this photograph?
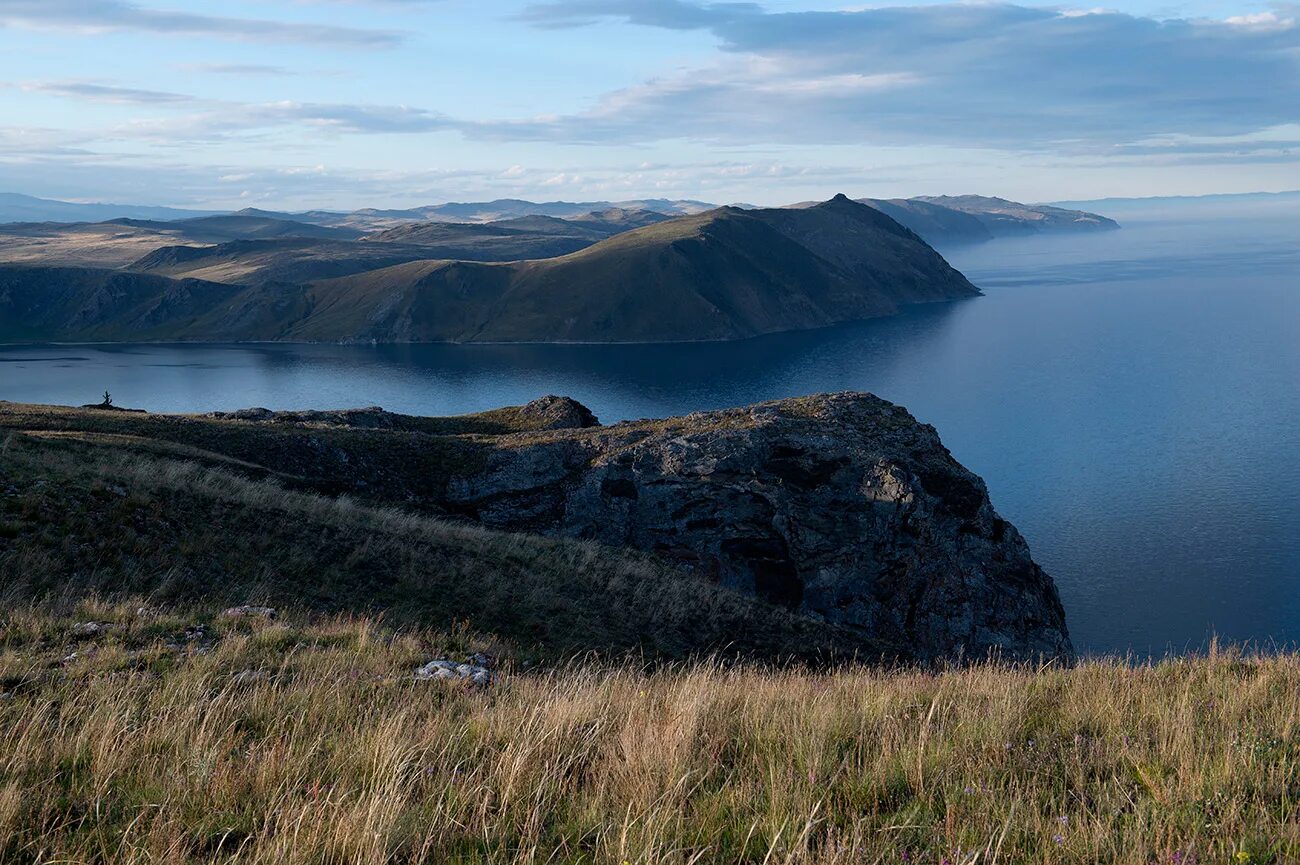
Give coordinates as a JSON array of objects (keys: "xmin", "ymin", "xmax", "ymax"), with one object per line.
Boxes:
[
  {"xmin": 0, "ymin": 392, "xmax": 1071, "ymax": 660},
  {"xmin": 440, "ymin": 393, "xmax": 1071, "ymax": 660}
]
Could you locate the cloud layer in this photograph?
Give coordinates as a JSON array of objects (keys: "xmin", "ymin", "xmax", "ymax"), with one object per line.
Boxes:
[
  {"xmin": 508, "ymin": 1, "xmax": 1300, "ymax": 154},
  {"xmin": 1, "ymin": 0, "xmax": 1296, "ymax": 206}
]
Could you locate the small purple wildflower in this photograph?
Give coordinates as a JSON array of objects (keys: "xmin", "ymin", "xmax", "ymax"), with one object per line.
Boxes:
[{"xmin": 1053, "ymin": 834, "xmax": 1064, "ymax": 845}]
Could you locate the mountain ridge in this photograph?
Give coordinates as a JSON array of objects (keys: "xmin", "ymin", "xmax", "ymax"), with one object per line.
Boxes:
[
  {"xmin": 2, "ymin": 190, "xmax": 1118, "ymax": 241},
  {"xmin": 0, "ymin": 196, "xmax": 980, "ymax": 344}
]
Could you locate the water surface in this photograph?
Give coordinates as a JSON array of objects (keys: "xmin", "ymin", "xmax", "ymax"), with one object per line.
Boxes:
[{"xmin": 2, "ymin": 212, "xmax": 1297, "ymax": 655}]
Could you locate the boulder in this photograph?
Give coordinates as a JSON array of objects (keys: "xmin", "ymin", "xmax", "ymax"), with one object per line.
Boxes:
[
  {"xmin": 516, "ymin": 395, "xmax": 600, "ymax": 431},
  {"xmin": 416, "ymin": 659, "xmax": 492, "ymax": 686}
]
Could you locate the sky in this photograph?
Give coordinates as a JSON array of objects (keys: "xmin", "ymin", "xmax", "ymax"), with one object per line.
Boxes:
[{"xmin": 0, "ymin": 0, "xmax": 1296, "ymax": 209}]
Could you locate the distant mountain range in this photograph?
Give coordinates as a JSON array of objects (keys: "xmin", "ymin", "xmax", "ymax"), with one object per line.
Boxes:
[
  {"xmin": 0, "ymin": 196, "xmax": 978, "ymax": 344},
  {"xmin": 1053, "ymin": 189, "xmax": 1300, "ymax": 209},
  {"xmin": 299, "ymin": 198, "xmax": 717, "ymax": 230},
  {"xmin": 0, "ymin": 192, "xmax": 221, "ymax": 224},
  {"xmin": 0, "ymin": 193, "xmax": 713, "ymax": 230},
  {"xmin": 1051, "ymin": 189, "xmax": 1300, "ymax": 220},
  {"xmin": 0, "ymin": 191, "xmax": 1120, "ymax": 253}
]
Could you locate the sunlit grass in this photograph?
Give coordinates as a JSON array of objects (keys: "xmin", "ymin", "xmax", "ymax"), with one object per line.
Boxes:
[{"xmin": 1, "ymin": 602, "xmax": 1296, "ymax": 864}]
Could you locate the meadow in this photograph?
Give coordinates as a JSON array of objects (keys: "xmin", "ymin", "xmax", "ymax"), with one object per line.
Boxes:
[{"xmin": 0, "ymin": 601, "xmax": 1296, "ymax": 865}]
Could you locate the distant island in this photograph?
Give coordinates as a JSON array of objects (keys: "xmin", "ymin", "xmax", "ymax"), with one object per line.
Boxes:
[{"xmin": 1, "ymin": 189, "xmax": 1118, "ymax": 244}]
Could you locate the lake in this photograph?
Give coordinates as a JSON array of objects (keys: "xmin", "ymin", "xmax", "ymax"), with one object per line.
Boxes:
[{"xmin": 2, "ymin": 210, "xmax": 1297, "ymax": 655}]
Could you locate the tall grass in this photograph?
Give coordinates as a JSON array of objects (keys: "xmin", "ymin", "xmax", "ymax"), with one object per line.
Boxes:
[{"xmin": 1, "ymin": 603, "xmax": 1296, "ymax": 864}]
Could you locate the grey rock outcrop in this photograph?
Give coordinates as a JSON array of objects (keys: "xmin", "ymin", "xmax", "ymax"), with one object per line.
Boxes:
[
  {"xmin": 445, "ymin": 392, "xmax": 1071, "ymax": 660},
  {"xmin": 416, "ymin": 659, "xmax": 493, "ymax": 686},
  {"xmin": 514, "ymin": 395, "xmax": 600, "ymax": 430}
]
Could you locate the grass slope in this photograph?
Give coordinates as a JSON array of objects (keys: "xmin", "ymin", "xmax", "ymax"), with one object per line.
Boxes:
[
  {"xmin": 0, "ymin": 602, "xmax": 1295, "ymax": 864},
  {"xmin": 0, "ymin": 426, "xmax": 882, "ymax": 662},
  {"xmin": 0, "ymin": 215, "xmax": 361, "ymax": 271},
  {"xmin": 295, "ymin": 196, "xmax": 978, "ymax": 343},
  {"xmin": 0, "ymin": 266, "xmax": 246, "ymax": 343}
]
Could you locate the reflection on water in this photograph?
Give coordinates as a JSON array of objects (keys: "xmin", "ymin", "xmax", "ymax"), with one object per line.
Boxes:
[{"xmin": 2, "ymin": 214, "xmax": 1298, "ymax": 656}]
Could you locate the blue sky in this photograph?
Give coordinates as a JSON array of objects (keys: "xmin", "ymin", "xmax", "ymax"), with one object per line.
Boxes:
[{"xmin": 0, "ymin": 0, "xmax": 1296, "ymax": 209}]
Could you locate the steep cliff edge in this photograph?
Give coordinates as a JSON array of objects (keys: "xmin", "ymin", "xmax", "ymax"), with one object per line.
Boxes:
[
  {"xmin": 442, "ymin": 393, "xmax": 1071, "ymax": 660},
  {"xmin": 1, "ymin": 392, "xmax": 1071, "ymax": 660}
]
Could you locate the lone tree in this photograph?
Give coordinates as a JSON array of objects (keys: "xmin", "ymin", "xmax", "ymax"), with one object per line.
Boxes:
[{"xmin": 100, "ymin": 390, "xmax": 113, "ymax": 408}]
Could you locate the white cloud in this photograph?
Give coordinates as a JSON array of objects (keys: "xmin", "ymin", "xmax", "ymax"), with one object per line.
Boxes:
[
  {"xmin": 20, "ymin": 81, "xmax": 192, "ymax": 105},
  {"xmin": 509, "ymin": 1, "xmax": 1300, "ymax": 156},
  {"xmin": 1223, "ymin": 11, "xmax": 1295, "ymax": 30}
]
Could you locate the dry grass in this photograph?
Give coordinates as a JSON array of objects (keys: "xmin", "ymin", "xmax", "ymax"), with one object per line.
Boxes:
[{"xmin": 0, "ymin": 603, "xmax": 1295, "ymax": 864}]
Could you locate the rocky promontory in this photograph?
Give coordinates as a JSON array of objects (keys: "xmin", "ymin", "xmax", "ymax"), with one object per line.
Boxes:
[
  {"xmin": 0, "ymin": 392, "xmax": 1071, "ymax": 661},
  {"xmin": 443, "ymin": 393, "xmax": 1072, "ymax": 660}
]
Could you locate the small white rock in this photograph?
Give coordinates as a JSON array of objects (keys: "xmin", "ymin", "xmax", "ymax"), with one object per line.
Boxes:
[
  {"xmin": 221, "ymin": 606, "xmax": 277, "ymax": 620},
  {"xmin": 71, "ymin": 621, "xmax": 114, "ymax": 637}
]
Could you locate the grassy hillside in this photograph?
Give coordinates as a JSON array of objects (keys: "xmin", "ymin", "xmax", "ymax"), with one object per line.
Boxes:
[
  {"xmin": 0, "ymin": 422, "xmax": 883, "ymax": 662},
  {"xmin": 0, "ymin": 266, "xmax": 246, "ymax": 344},
  {"xmin": 129, "ymin": 238, "xmax": 446, "ymax": 285},
  {"xmin": 0, "ymin": 601, "xmax": 1295, "ymax": 864},
  {"xmin": 291, "ymin": 196, "xmax": 977, "ymax": 343},
  {"xmin": 0, "ymin": 402, "xmax": 1292, "ymax": 862},
  {"xmin": 0, "ymin": 196, "xmax": 977, "ymax": 344},
  {"xmin": 0, "ymin": 215, "xmax": 361, "ymax": 271}
]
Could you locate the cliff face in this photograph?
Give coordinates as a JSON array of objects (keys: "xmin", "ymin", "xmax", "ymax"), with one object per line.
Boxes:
[{"xmin": 442, "ymin": 393, "xmax": 1071, "ymax": 660}]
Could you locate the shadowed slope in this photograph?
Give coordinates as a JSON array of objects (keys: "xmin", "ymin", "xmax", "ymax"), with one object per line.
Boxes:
[{"xmin": 293, "ymin": 196, "xmax": 979, "ymax": 343}]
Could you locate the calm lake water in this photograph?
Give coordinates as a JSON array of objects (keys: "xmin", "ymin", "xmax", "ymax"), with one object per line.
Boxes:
[{"xmin": 2, "ymin": 211, "xmax": 1297, "ymax": 655}]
